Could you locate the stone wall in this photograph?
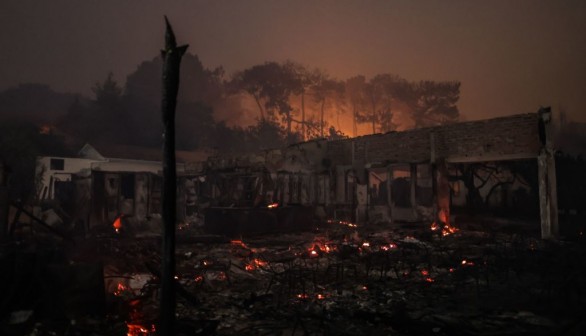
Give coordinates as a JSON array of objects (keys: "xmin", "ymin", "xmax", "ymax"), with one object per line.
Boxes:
[{"xmin": 327, "ymin": 113, "xmax": 542, "ymax": 164}]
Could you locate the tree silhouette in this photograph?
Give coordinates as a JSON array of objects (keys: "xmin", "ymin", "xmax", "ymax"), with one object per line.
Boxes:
[
  {"xmin": 231, "ymin": 62, "xmax": 299, "ymax": 140},
  {"xmin": 345, "ymin": 76, "xmax": 367, "ymax": 137},
  {"xmin": 409, "ymin": 80, "xmax": 461, "ymax": 128},
  {"xmin": 311, "ymin": 72, "xmax": 345, "ymax": 138}
]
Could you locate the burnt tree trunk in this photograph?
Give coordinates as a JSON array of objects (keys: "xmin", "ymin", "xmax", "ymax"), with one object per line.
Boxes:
[
  {"xmin": 0, "ymin": 162, "xmax": 8, "ymax": 242},
  {"xmin": 160, "ymin": 16, "xmax": 188, "ymax": 336}
]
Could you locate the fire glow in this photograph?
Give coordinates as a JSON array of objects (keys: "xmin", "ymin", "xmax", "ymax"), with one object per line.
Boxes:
[
  {"xmin": 231, "ymin": 239, "xmax": 253, "ymax": 251},
  {"xmin": 113, "ymin": 215, "xmax": 123, "ymax": 233},
  {"xmin": 267, "ymin": 202, "xmax": 279, "ymax": 209},
  {"xmin": 114, "ymin": 283, "xmax": 128, "ymax": 296},
  {"xmin": 327, "ymin": 219, "xmax": 358, "ymax": 228},
  {"xmin": 127, "ymin": 323, "xmax": 156, "ymax": 336},
  {"xmin": 307, "ymin": 242, "xmax": 335, "ymax": 257},
  {"xmin": 461, "ymin": 259, "xmax": 475, "ymax": 266},
  {"xmin": 430, "ymin": 221, "xmax": 458, "ymax": 236},
  {"xmin": 245, "ymin": 258, "xmax": 268, "ymax": 271}
]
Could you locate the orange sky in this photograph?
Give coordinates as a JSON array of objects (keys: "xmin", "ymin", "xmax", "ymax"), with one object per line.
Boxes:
[{"xmin": 1, "ymin": 0, "xmax": 585, "ymax": 122}]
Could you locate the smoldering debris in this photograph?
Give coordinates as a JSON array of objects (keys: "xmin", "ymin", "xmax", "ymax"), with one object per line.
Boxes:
[{"xmin": 2, "ymin": 219, "xmax": 585, "ymax": 335}]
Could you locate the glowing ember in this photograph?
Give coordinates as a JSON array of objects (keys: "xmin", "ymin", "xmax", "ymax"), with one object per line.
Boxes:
[
  {"xmin": 194, "ymin": 275, "xmax": 203, "ymax": 283},
  {"xmin": 431, "ymin": 221, "xmax": 458, "ymax": 236},
  {"xmin": 253, "ymin": 258, "xmax": 267, "ymax": 267},
  {"xmin": 267, "ymin": 202, "xmax": 279, "ymax": 208},
  {"xmin": 327, "ymin": 219, "xmax": 357, "ymax": 228},
  {"xmin": 231, "ymin": 239, "xmax": 251, "ymax": 250},
  {"xmin": 425, "ymin": 277, "xmax": 435, "ymax": 283},
  {"xmin": 113, "ymin": 215, "xmax": 123, "ymax": 233},
  {"xmin": 216, "ymin": 272, "xmax": 227, "ymax": 281},
  {"xmin": 316, "ymin": 294, "xmax": 325, "ymax": 300},
  {"xmin": 296, "ymin": 293, "xmax": 309, "ymax": 299},
  {"xmin": 127, "ymin": 323, "xmax": 156, "ymax": 336},
  {"xmin": 310, "ymin": 250, "xmax": 318, "ymax": 256},
  {"xmin": 381, "ymin": 243, "xmax": 398, "ymax": 251},
  {"xmin": 245, "ymin": 258, "xmax": 268, "ymax": 271},
  {"xmin": 231, "ymin": 239, "xmax": 245, "ymax": 245},
  {"xmin": 461, "ymin": 259, "xmax": 475, "ymax": 266},
  {"xmin": 442, "ymin": 224, "xmax": 458, "ymax": 236},
  {"xmin": 114, "ymin": 283, "xmax": 128, "ymax": 296},
  {"xmin": 362, "ymin": 242, "xmax": 370, "ymax": 247},
  {"xmin": 421, "ymin": 269, "xmax": 429, "ymax": 276}
]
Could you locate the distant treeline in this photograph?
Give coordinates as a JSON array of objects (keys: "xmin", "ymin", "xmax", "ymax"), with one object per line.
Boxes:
[{"xmin": 0, "ymin": 53, "xmax": 461, "ymax": 155}]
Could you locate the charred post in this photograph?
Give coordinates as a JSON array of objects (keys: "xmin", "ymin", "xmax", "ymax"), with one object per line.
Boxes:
[
  {"xmin": 160, "ymin": 16, "xmax": 188, "ymax": 335},
  {"xmin": 0, "ymin": 162, "xmax": 8, "ymax": 242}
]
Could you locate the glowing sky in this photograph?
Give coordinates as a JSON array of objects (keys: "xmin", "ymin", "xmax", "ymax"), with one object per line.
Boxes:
[{"xmin": 1, "ymin": 0, "xmax": 585, "ymax": 121}]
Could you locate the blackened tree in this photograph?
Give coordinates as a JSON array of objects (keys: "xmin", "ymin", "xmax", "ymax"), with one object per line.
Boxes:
[
  {"xmin": 231, "ymin": 62, "xmax": 300, "ymax": 141},
  {"xmin": 345, "ymin": 75, "xmax": 367, "ymax": 137},
  {"xmin": 409, "ymin": 80, "xmax": 461, "ymax": 128},
  {"xmin": 311, "ymin": 72, "xmax": 345, "ymax": 138}
]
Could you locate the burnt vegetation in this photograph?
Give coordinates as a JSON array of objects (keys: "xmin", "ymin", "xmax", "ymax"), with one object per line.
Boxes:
[{"xmin": 0, "ymin": 55, "xmax": 460, "ymax": 154}]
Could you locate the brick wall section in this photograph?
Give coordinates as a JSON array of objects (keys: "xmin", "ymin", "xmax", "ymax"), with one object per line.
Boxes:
[
  {"xmin": 436, "ymin": 113, "xmax": 541, "ymax": 161},
  {"xmin": 363, "ymin": 128, "xmax": 433, "ymax": 163},
  {"xmin": 326, "ymin": 139, "xmax": 353, "ymax": 166},
  {"xmin": 327, "ymin": 113, "xmax": 542, "ymax": 164}
]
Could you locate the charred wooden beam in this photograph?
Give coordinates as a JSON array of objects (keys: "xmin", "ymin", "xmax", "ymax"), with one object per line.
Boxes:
[
  {"xmin": 10, "ymin": 201, "xmax": 75, "ymax": 243},
  {"xmin": 160, "ymin": 16, "xmax": 188, "ymax": 335},
  {"xmin": 0, "ymin": 162, "xmax": 8, "ymax": 242}
]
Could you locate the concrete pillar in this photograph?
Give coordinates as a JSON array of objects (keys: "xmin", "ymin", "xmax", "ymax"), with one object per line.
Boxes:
[
  {"xmin": 537, "ymin": 107, "xmax": 559, "ymax": 239},
  {"xmin": 410, "ymin": 164, "xmax": 418, "ymax": 217},
  {"xmin": 434, "ymin": 159, "xmax": 451, "ymax": 225},
  {"xmin": 538, "ymin": 150, "xmax": 559, "ymax": 239}
]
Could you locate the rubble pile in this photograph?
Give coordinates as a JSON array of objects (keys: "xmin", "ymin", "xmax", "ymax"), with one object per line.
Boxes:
[{"xmin": 1, "ymin": 220, "xmax": 586, "ymax": 335}]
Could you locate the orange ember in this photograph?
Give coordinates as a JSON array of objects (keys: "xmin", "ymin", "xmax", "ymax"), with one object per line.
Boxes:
[
  {"xmin": 127, "ymin": 323, "xmax": 156, "ymax": 336},
  {"xmin": 231, "ymin": 239, "xmax": 250, "ymax": 250},
  {"xmin": 113, "ymin": 215, "xmax": 123, "ymax": 233},
  {"xmin": 267, "ymin": 202, "xmax": 279, "ymax": 208},
  {"xmin": 216, "ymin": 272, "xmax": 227, "ymax": 281},
  {"xmin": 114, "ymin": 283, "xmax": 128, "ymax": 296},
  {"xmin": 430, "ymin": 221, "xmax": 458, "ymax": 236},
  {"xmin": 442, "ymin": 224, "xmax": 458, "ymax": 236},
  {"xmin": 245, "ymin": 258, "xmax": 268, "ymax": 271},
  {"xmin": 430, "ymin": 222, "xmax": 440, "ymax": 231}
]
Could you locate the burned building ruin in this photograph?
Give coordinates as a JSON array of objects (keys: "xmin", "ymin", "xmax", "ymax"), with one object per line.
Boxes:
[
  {"xmin": 2, "ymin": 107, "xmax": 585, "ymax": 336},
  {"xmin": 34, "ymin": 109, "xmax": 558, "ymax": 239}
]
